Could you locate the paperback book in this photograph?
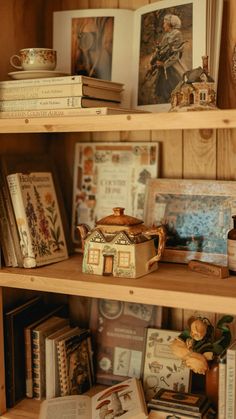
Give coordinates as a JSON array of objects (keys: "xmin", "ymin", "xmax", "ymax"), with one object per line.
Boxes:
[
  {"xmin": 53, "ymin": 0, "xmax": 223, "ymax": 112},
  {"xmin": 7, "ymin": 171, "xmax": 68, "ymax": 268},
  {"xmin": 39, "ymin": 377, "xmax": 148, "ymax": 419}
]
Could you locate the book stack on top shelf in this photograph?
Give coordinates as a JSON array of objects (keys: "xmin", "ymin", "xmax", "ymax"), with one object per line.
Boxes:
[{"xmin": 0, "ymin": 75, "xmax": 139, "ymax": 118}]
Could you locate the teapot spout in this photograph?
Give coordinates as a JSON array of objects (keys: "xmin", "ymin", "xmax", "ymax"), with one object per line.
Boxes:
[{"xmin": 77, "ymin": 224, "xmax": 91, "ymax": 251}]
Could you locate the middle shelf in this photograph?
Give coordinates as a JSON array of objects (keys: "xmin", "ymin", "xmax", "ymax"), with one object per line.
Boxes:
[{"xmin": 0, "ymin": 254, "xmax": 236, "ymax": 314}]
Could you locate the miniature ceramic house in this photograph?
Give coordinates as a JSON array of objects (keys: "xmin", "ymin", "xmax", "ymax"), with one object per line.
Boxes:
[
  {"xmin": 78, "ymin": 207, "xmax": 166, "ymax": 278},
  {"xmin": 170, "ymin": 56, "xmax": 217, "ymax": 112}
]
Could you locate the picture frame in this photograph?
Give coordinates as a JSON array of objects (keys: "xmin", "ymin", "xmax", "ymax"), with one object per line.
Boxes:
[
  {"xmin": 144, "ymin": 178, "xmax": 236, "ymax": 265},
  {"xmin": 53, "ymin": 0, "xmax": 208, "ymax": 112},
  {"xmin": 72, "ymin": 142, "xmax": 159, "ymax": 248},
  {"xmin": 143, "ymin": 328, "xmax": 191, "ymax": 402}
]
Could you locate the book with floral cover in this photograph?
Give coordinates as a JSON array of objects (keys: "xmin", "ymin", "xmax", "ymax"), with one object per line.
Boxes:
[{"xmin": 7, "ymin": 172, "xmax": 68, "ymax": 268}]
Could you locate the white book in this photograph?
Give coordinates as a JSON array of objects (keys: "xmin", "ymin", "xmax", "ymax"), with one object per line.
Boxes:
[
  {"xmin": 218, "ymin": 351, "xmax": 227, "ymax": 419},
  {"xmin": 45, "ymin": 324, "xmax": 71, "ymax": 400},
  {"xmin": 0, "ymin": 82, "xmax": 122, "ymax": 101},
  {"xmin": 7, "ymin": 172, "xmax": 68, "ymax": 268},
  {"xmin": 0, "ymin": 106, "xmax": 147, "ymax": 119},
  {"xmin": 0, "ymin": 96, "xmax": 120, "ymax": 111},
  {"xmin": 226, "ymin": 340, "xmax": 236, "ymax": 419},
  {"xmin": 53, "ymin": 0, "xmax": 223, "ymax": 112}
]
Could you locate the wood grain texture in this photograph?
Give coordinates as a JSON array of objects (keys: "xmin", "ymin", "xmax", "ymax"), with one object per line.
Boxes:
[{"xmin": 217, "ymin": 128, "xmax": 236, "ymax": 179}]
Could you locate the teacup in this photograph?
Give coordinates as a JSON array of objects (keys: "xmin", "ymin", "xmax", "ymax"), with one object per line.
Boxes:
[{"xmin": 10, "ymin": 48, "xmax": 57, "ymax": 71}]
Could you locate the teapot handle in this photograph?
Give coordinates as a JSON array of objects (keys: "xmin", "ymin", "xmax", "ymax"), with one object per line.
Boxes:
[{"xmin": 146, "ymin": 225, "xmax": 166, "ymax": 270}]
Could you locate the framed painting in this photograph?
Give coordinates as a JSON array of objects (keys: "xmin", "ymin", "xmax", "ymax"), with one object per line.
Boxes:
[{"xmin": 144, "ymin": 178, "xmax": 236, "ymax": 265}]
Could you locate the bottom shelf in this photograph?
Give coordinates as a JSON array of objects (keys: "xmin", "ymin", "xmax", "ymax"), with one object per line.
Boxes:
[{"xmin": 0, "ymin": 399, "xmax": 40, "ymax": 419}]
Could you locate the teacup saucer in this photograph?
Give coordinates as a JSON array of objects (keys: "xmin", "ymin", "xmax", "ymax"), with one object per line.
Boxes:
[{"xmin": 8, "ymin": 70, "xmax": 69, "ymax": 80}]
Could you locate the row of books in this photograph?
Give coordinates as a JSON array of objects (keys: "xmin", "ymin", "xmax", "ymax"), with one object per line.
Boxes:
[
  {"xmin": 4, "ymin": 297, "xmax": 94, "ymax": 407},
  {"xmin": 0, "ymin": 74, "xmax": 140, "ymax": 118},
  {"xmin": 0, "ymin": 153, "xmax": 71, "ymax": 268}
]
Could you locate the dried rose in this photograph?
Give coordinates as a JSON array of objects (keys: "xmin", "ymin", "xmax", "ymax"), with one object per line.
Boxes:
[
  {"xmin": 190, "ymin": 318, "xmax": 208, "ymax": 341},
  {"xmin": 185, "ymin": 352, "xmax": 209, "ymax": 374}
]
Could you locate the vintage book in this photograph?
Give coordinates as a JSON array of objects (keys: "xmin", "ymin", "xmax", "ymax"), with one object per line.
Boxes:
[
  {"xmin": 0, "ymin": 106, "xmax": 148, "ymax": 119},
  {"xmin": 72, "ymin": 142, "xmax": 159, "ymax": 248},
  {"xmin": 32, "ymin": 315, "xmax": 69, "ymax": 400},
  {"xmin": 142, "ymin": 328, "xmax": 190, "ymax": 401},
  {"xmin": 3, "ymin": 296, "xmax": 43, "ymax": 407},
  {"xmin": 0, "ymin": 83, "xmax": 123, "ymax": 102},
  {"xmin": 0, "ymin": 74, "xmax": 124, "ymax": 90},
  {"xmin": 7, "ymin": 171, "xmax": 68, "ymax": 268},
  {"xmin": 53, "ymin": 0, "xmax": 223, "ymax": 112},
  {"xmin": 24, "ymin": 304, "xmax": 68, "ymax": 399},
  {"xmin": 0, "ymin": 180, "xmax": 18, "ymax": 267},
  {"xmin": 89, "ymin": 299, "xmax": 163, "ymax": 386},
  {"xmin": 45, "ymin": 325, "xmax": 86, "ymax": 400},
  {"xmin": 218, "ymin": 350, "xmax": 227, "ymax": 419},
  {"xmin": 56, "ymin": 328, "xmax": 94, "ymax": 397},
  {"xmin": 226, "ymin": 340, "xmax": 236, "ymax": 418},
  {"xmin": 0, "ymin": 96, "xmax": 120, "ymax": 111},
  {"xmin": 148, "ymin": 405, "xmax": 216, "ymax": 419},
  {"xmin": 39, "ymin": 377, "xmax": 148, "ymax": 419},
  {"xmin": 1, "ymin": 153, "xmax": 73, "ymax": 255},
  {"xmin": 148, "ymin": 388, "xmax": 210, "ymax": 418}
]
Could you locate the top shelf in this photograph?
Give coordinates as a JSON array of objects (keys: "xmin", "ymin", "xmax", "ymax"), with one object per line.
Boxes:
[{"xmin": 0, "ymin": 109, "xmax": 236, "ymax": 133}]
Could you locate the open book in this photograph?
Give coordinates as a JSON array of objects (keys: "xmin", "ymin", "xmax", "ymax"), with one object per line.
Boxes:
[
  {"xmin": 53, "ymin": 0, "xmax": 223, "ymax": 112},
  {"xmin": 39, "ymin": 377, "xmax": 148, "ymax": 419}
]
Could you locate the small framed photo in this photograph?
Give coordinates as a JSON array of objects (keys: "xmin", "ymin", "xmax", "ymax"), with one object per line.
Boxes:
[{"xmin": 144, "ymin": 178, "xmax": 236, "ymax": 265}]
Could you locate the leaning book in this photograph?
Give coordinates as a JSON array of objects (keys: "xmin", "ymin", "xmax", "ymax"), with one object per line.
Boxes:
[
  {"xmin": 39, "ymin": 377, "xmax": 148, "ymax": 419},
  {"xmin": 6, "ymin": 172, "xmax": 68, "ymax": 268}
]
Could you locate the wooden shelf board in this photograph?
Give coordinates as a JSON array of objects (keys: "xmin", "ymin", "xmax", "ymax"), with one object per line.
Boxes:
[
  {"xmin": 0, "ymin": 254, "xmax": 236, "ymax": 314},
  {"xmin": 0, "ymin": 109, "xmax": 235, "ymax": 133},
  {"xmin": 0, "ymin": 399, "xmax": 40, "ymax": 419}
]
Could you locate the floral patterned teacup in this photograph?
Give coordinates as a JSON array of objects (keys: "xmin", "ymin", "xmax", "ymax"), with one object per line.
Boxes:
[{"xmin": 10, "ymin": 48, "xmax": 57, "ymax": 71}]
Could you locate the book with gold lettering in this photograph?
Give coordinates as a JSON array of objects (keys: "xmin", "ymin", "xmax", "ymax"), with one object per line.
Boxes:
[{"xmin": 7, "ymin": 172, "xmax": 68, "ymax": 268}]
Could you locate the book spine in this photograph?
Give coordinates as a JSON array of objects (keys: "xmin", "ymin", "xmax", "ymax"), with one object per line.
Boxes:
[
  {"xmin": 226, "ymin": 348, "xmax": 236, "ymax": 418},
  {"xmin": 32, "ymin": 329, "xmax": 41, "ymax": 400},
  {"xmin": 0, "ymin": 107, "xmax": 109, "ymax": 118},
  {"xmin": 0, "ymin": 191, "xmax": 17, "ymax": 266},
  {"xmin": 56, "ymin": 341, "xmax": 69, "ymax": 397},
  {"xmin": 218, "ymin": 356, "xmax": 227, "ymax": 419},
  {"xmin": 45, "ymin": 339, "xmax": 54, "ymax": 400},
  {"xmin": 0, "ymin": 97, "xmax": 84, "ymax": 111},
  {"xmin": 24, "ymin": 327, "xmax": 34, "ymax": 398},
  {"xmin": 0, "ymin": 84, "xmax": 83, "ymax": 101},
  {"xmin": 6, "ymin": 173, "xmax": 36, "ymax": 268}
]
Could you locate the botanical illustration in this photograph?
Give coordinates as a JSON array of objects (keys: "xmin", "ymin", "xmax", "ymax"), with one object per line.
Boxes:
[
  {"xmin": 138, "ymin": 3, "xmax": 193, "ymax": 105},
  {"xmin": 71, "ymin": 17, "xmax": 114, "ymax": 79}
]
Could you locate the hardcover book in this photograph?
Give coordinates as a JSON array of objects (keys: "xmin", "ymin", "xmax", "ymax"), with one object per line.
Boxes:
[
  {"xmin": 32, "ymin": 315, "xmax": 69, "ymax": 400},
  {"xmin": 4, "ymin": 296, "xmax": 43, "ymax": 407},
  {"xmin": 56, "ymin": 328, "xmax": 94, "ymax": 396},
  {"xmin": 226, "ymin": 340, "xmax": 236, "ymax": 419},
  {"xmin": 72, "ymin": 141, "xmax": 159, "ymax": 248},
  {"xmin": 89, "ymin": 299, "xmax": 163, "ymax": 386},
  {"xmin": 7, "ymin": 171, "xmax": 68, "ymax": 268},
  {"xmin": 39, "ymin": 377, "xmax": 148, "ymax": 419},
  {"xmin": 53, "ymin": 0, "xmax": 223, "ymax": 112}
]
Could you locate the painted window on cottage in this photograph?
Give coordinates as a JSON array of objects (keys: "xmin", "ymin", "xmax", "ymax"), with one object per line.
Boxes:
[
  {"xmin": 118, "ymin": 251, "xmax": 130, "ymax": 268},
  {"xmin": 199, "ymin": 90, "xmax": 208, "ymax": 102},
  {"xmin": 88, "ymin": 248, "xmax": 100, "ymax": 265}
]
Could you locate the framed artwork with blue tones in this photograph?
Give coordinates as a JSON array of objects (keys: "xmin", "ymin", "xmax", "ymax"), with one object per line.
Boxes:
[{"xmin": 144, "ymin": 179, "xmax": 236, "ymax": 265}]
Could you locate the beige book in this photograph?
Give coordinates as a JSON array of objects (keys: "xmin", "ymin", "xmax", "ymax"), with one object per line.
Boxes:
[{"xmin": 7, "ymin": 172, "xmax": 68, "ymax": 268}]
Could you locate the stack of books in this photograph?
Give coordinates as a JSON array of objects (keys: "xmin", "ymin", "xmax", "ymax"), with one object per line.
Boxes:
[{"xmin": 0, "ymin": 75, "xmax": 127, "ymax": 118}]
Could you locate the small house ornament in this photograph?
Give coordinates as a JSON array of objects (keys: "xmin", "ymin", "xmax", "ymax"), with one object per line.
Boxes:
[
  {"xmin": 170, "ymin": 56, "xmax": 217, "ymax": 112},
  {"xmin": 78, "ymin": 207, "xmax": 166, "ymax": 278}
]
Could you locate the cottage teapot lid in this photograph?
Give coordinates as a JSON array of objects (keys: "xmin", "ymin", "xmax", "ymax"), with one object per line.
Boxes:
[{"xmin": 96, "ymin": 207, "xmax": 143, "ymax": 227}]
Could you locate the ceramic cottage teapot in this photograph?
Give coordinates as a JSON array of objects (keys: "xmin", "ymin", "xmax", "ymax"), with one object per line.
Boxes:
[{"xmin": 78, "ymin": 207, "xmax": 166, "ymax": 278}]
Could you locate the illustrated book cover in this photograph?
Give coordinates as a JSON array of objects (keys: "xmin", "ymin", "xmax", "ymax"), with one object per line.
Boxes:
[
  {"xmin": 7, "ymin": 171, "xmax": 68, "ymax": 268},
  {"xmin": 142, "ymin": 328, "xmax": 190, "ymax": 401},
  {"xmin": 53, "ymin": 0, "xmax": 223, "ymax": 112},
  {"xmin": 56, "ymin": 328, "xmax": 94, "ymax": 397},
  {"xmin": 72, "ymin": 141, "xmax": 159, "ymax": 248},
  {"xmin": 89, "ymin": 298, "xmax": 164, "ymax": 386},
  {"xmin": 39, "ymin": 377, "xmax": 148, "ymax": 419}
]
